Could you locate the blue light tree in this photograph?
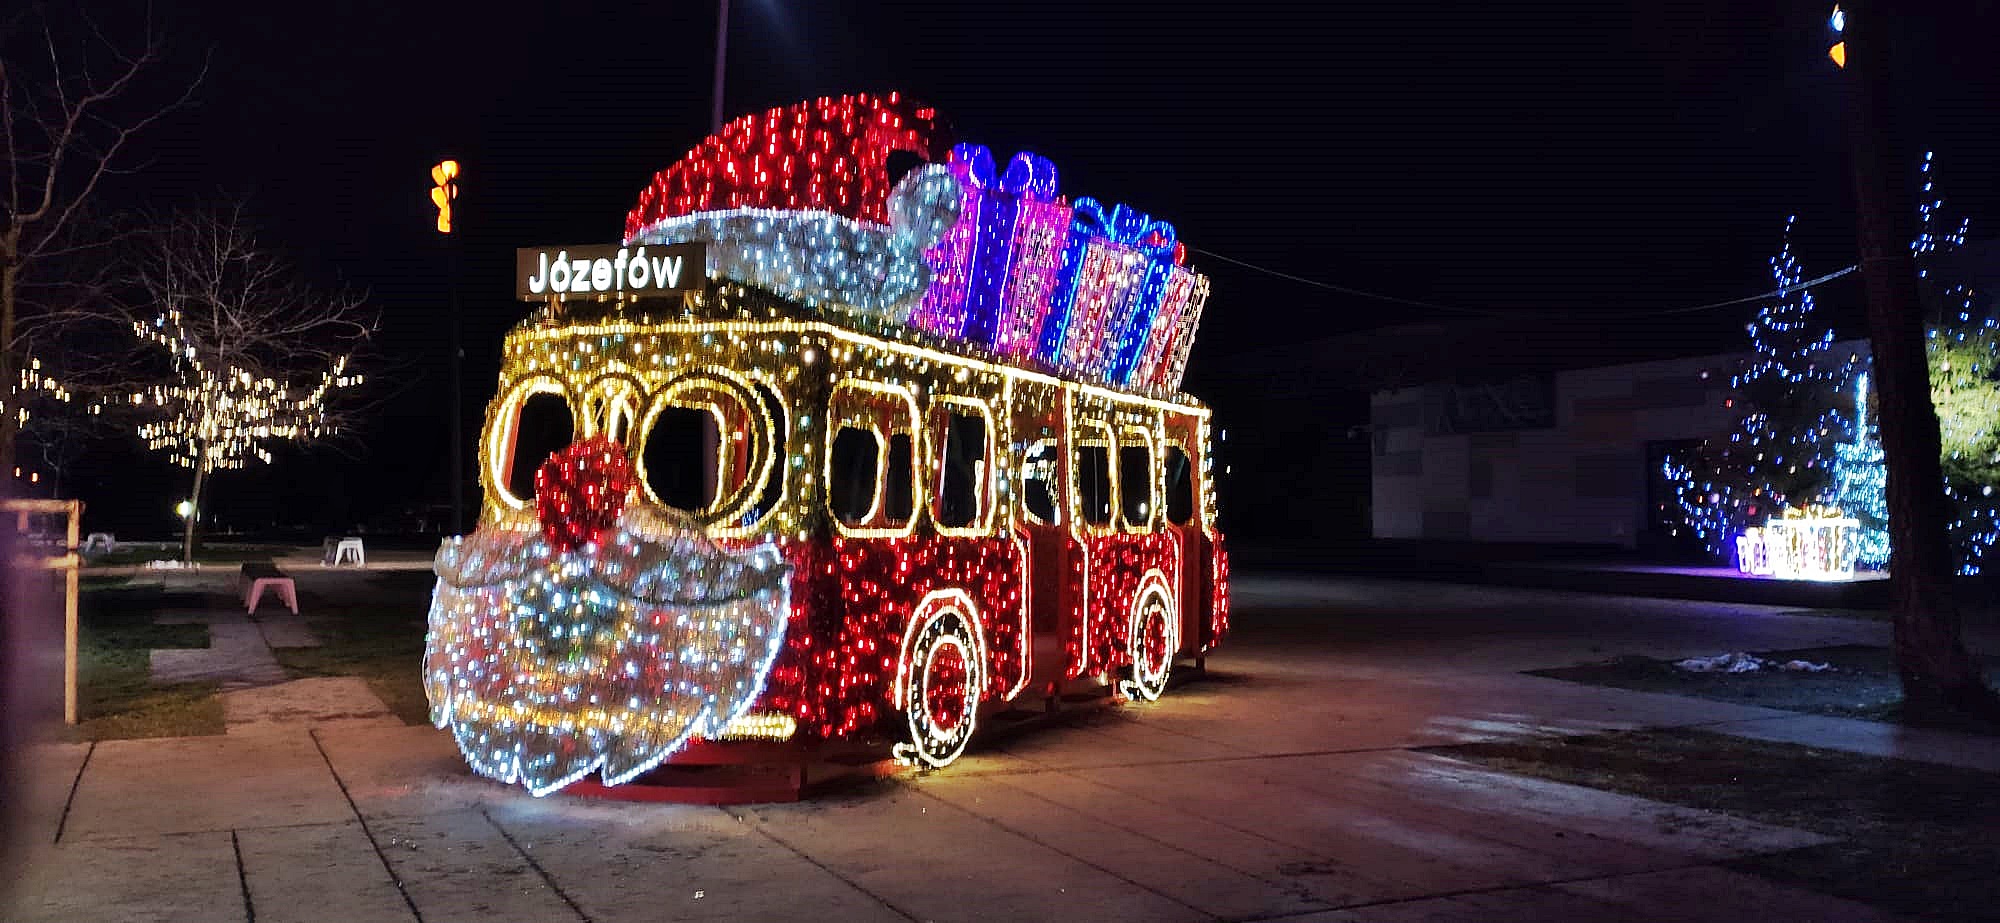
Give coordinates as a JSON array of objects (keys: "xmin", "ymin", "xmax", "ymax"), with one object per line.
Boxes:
[
  {"xmin": 1770, "ymin": 153, "xmax": 1998, "ymax": 573},
  {"xmin": 1660, "ymin": 218, "xmax": 1854, "ymax": 559},
  {"xmin": 1827, "ymin": 372, "xmax": 1889, "ymax": 567}
]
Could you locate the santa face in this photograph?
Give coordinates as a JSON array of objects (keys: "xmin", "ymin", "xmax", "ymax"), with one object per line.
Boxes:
[{"xmin": 424, "ymin": 437, "xmax": 791, "ymax": 796}]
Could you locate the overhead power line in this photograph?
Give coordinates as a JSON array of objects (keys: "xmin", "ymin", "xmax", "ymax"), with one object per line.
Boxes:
[{"xmin": 1186, "ymin": 246, "xmax": 1860, "ymax": 320}]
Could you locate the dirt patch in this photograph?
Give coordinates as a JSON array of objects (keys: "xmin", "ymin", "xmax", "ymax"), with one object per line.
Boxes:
[
  {"xmin": 1531, "ymin": 644, "xmax": 2000, "ymax": 735},
  {"xmin": 74, "ymin": 607, "xmax": 224, "ymax": 740},
  {"xmin": 1426, "ymin": 728, "xmax": 2000, "ymax": 923},
  {"xmin": 270, "ymin": 571, "xmax": 435, "ymax": 725}
]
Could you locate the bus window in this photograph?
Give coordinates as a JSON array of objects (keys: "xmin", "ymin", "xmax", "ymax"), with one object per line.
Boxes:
[
  {"xmin": 1119, "ymin": 442, "xmax": 1153, "ymax": 527},
  {"xmin": 829, "ymin": 427, "xmax": 880, "ymax": 525},
  {"xmin": 933, "ymin": 410, "xmax": 988, "ymax": 529},
  {"xmin": 636, "ymin": 377, "xmax": 765, "ymax": 523},
  {"xmin": 1022, "ymin": 439, "xmax": 1060, "ymax": 525},
  {"xmin": 507, "ymin": 391, "xmax": 574, "ymax": 501},
  {"xmin": 827, "ymin": 380, "xmax": 916, "ymax": 532},
  {"xmin": 1075, "ymin": 444, "xmax": 1113, "ymax": 527},
  {"xmin": 884, "ymin": 433, "xmax": 915, "ymax": 524},
  {"xmin": 1164, "ymin": 445, "xmax": 1195, "ymax": 526},
  {"xmin": 641, "ymin": 406, "xmax": 720, "ymax": 511}
]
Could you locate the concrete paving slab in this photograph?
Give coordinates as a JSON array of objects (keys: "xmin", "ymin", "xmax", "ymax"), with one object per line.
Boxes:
[
  {"xmin": 63, "ymin": 732, "xmax": 352, "ymax": 840},
  {"xmin": 8, "ymin": 741, "xmax": 90, "ymax": 849},
  {"xmin": 251, "ymin": 614, "xmax": 321, "ymax": 648},
  {"xmin": 1296, "ymin": 751, "xmax": 1816, "ymax": 871},
  {"xmin": 944, "ymin": 768, "xmax": 1393, "ymax": 907},
  {"xmin": 150, "ymin": 621, "xmax": 285, "ymax": 688},
  {"xmin": 1111, "ymin": 673, "xmax": 1793, "ymax": 762},
  {"xmin": 1072, "ymin": 756, "xmax": 1607, "ymax": 898},
  {"xmin": 1351, "ymin": 886, "xmax": 1639, "ymax": 923},
  {"xmin": 1231, "ymin": 756, "xmax": 1718, "ymax": 880},
  {"xmin": 6, "ymin": 831, "xmax": 243, "ymax": 923},
  {"xmin": 1705, "ymin": 713, "xmax": 2000, "ymax": 773},
  {"xmin": 221, "ymin": 677, "xmax": 399, "ymax": 735},
  {"xmin": 479, "ymin": 799, "xmax": 908, "ymax": 922},
  {"xmin": 312, "ymin": 724, "xmax": 506, "ymax": 819},
  {"xmin": 368, "ymin": 809, "xmax": 582, "ymax": 923},
  {"xmin": 1285, "ymin": 885, "xmax": 1637, "ymax": 923},
  {"xmin": 730, "ymin": 784, "xmax": 1211, "ymax": 923},
  {"xmin": 1038, "ymin": 764, "xmax": 1471, "ymax": 905},
  {"xmin": 917, "ymin": 771, "xmax": 1332, "ymax": 920},
  {"xmin": 1554, "ymin": 865, "xmax": 1912, "ymax": 923},
  {"xmin": 1344, "ymin": 755, "xmax": 1832, "ymax": 863},
  {"xmin": 237, "ymin": 821, "xmax": 413, "ymax": 923},
  {"xmin": 23, "ymin": 576, "xmax": 1985, "ymax": 921}
]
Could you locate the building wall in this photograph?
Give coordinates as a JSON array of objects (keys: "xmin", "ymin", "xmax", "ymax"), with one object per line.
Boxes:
[{"xmin": 1370, "ymin": 352, "xmax": 1745, "ymax": 548}]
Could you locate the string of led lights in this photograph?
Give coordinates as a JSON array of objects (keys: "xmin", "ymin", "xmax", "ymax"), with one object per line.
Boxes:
[
  {"xmin": 1186, "ymin": 245, "xmax": 1861, "ymax": 320},
  {"xmin": 1658, "ymin": 153, "xmax": 2000, "ymax": 578},
  {"xmin": 430, "ymin": 93, "xmax": 1234, "ymax": 795}
]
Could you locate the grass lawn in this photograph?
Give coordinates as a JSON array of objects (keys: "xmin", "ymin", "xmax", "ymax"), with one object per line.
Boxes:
[
  {"xmin": 84, "ymin": 543, "xmax": 303, "ymax": 567},
  {"xmin": 272, "ymin": 571, "xmax": 435, "ymax": 726},
  {"xmin": 1531, "ymin": 644, "xmax": 2000, "ymax": 736},
  {"xmin": 1428, "ymin": 728, "xmax": 2000, "ymax": 923},
  {"xmin": 73, "ymin": 588, "xmax": 224, "ymax": 740}
]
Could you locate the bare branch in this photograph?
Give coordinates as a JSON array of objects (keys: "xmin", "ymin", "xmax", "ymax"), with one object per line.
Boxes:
[{"xmin": 116, "ymin": 205, "xmax": 378, "ymax": 477}]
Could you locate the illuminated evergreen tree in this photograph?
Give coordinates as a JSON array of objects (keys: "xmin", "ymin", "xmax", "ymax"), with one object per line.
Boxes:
[
  {"xmin": 1815, "ymin": 153, "xmax": 1998, "ymax": 573},
  {"xmin": 1911, "ymin": 153, "xmax": 1999, "ymax": 574},
  {"xmin": 1661, "ymin": 218, "xmax": 1853, "ymax": 556},
  {"xmin": 1828, "ymin": 372, "xmax": 1889, "ymax": 567}
]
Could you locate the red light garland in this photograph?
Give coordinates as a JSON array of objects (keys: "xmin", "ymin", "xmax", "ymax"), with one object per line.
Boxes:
[
  {"xmin": 624, "ymin": 92, "xmax": 949, "ymax": 240},
  {"xmin": 534, "ymin": 436, "xmax": 636, "ymax": 552},
  {"xmin": 729, "ymin": 533, "xmax": 1026, "ymax": 742}
]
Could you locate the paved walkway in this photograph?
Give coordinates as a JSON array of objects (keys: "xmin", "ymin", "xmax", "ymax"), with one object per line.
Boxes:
[
  {"xmin": 141, "ymin": 580, "xmax": 401, "ymax": 737},
  {"xmin": 12, "ymin": 576, "xmax": 1995, "ymax": 922}
]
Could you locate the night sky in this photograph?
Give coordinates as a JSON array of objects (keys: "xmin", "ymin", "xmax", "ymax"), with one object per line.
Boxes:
[{"xmin": 33, "ymin": 0, "xmax": 2000, "ymax": 539}]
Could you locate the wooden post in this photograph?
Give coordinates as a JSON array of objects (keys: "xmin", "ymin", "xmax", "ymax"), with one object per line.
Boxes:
[
  {"xmin": 64, "ymin": 499, "xmax": 80, "ymax": 724},
  {"xmin": 5, "ymin": 499, "xmax": 85, "ymax": 723}
]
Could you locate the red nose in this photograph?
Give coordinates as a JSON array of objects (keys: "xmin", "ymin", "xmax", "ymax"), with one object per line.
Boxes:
[{"xmin": 535, "ymin": 436, "xmax": 636, "ymax": 552}]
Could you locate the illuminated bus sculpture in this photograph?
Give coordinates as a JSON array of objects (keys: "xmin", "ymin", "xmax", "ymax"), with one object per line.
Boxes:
[{"xmin": 424, "ymin": 94, "xmax": 1229, "ymax": 796}]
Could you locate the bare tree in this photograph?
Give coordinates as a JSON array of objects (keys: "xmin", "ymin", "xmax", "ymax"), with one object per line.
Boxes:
[
  {"xmin": 1, "ymin": 5, "xmax": 200, "ymax": 473},
  {"xmin": 120, "ymin": 206, "xmax": 372, "ymax": 561}
]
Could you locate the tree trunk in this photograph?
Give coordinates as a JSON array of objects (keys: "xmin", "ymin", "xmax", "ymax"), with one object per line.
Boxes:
[
  {"xmin": 1, "ymin": 246, "xmax": 19, "ymax": 479},
  {"xmin": 182, "ymin": 463, "xmax": 206, "ymax": 564},
  {"xmin": 1841, "ymin": 0, "xmax": 1993, "ymax": 713}
]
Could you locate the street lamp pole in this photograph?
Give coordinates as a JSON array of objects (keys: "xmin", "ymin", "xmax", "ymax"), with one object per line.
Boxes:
[
  {"xmin": 711, "ymin": 0, "xmax": 730, "ymax": 130},
  {"xmin": 431, "ymin": 160, "xmax": 464, "ymax": 535}
]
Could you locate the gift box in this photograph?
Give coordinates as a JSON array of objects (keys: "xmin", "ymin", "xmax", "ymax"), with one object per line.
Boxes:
[
  {"xmin": 912, "ymin": 144, "xmax": 1071, "ymax": 351},
  {"xmin": 1041, "ymin": 198, "xmax": 1185, "ymax": 385}
]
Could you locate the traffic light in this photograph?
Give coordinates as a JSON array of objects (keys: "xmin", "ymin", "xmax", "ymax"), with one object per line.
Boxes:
[
  {"xmin": 431, "ymin": 159, "xmax": 459, "ymax": 233},
  {"xmin": 1828, "ymin": 5, "xmax": 1846, "ymax": 68}
]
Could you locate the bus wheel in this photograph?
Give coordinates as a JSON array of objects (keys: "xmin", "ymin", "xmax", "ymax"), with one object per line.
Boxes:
[
  {"xmin": 1124, "ymin": 585, "xmax": 1176, "ymax": 702},
  {"xmin": 897, "ymin": 605, "xmax": 985, "ymax": 769}
]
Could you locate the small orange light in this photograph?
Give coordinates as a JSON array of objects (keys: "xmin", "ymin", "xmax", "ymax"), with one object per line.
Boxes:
[
  {"xmin": 1829, "ymin": 41, "xmax": 1846, "ymax": 68},
  {"xmin": 431, "ymin": 160, "xmax": 459, "ymax": 234}
]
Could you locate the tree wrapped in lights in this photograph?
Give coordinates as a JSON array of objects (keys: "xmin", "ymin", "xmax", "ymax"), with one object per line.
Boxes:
[
  {"xmin": 1661, "ymin": 218, "xmax": 1853, "ymax": 556},
  {"xmin": 120, "ymin": 208, "xmax": 371, "ymax": 560},
  {"xmin": 2, "ymin": 7, "xmax": 200, "ymax": 470},
  {"xmin": 1827, "ymin": 373, "xmax": 1889, "ymax": 567},
  {"xmin": 1832, "ymin": 153, "xmax": 2000, "ymax": 574},
  {"xmin": 1683, "ymin": 153, "xmax": 2000, "ymax": 575},
  {"xmin": 1930, "ymin": 322, "xmax": 2000, "ymax": 574},
  {"xmin": 1915, "ymin": 153, "xmax": 1999, "ymax": 574}
]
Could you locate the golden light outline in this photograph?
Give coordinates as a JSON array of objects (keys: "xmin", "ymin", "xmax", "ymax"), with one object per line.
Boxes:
[
  {"xmin": 927, "ymin": 393, "xmax": 999, "ymax": 538},
  {"xmin": 485, "ymin": 376, "xmax": 569, "ymax": 513},
  {"xmin": 1118, "ymin": 423, "xmax": 1158, "ymax": 535},
  {"xmin": 633, "ymin": 372, "xmax": 770, "ymax": 523},
  {"xmin": 825, "ymin": 378, "xmax": 920, "ymax": 540}
]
